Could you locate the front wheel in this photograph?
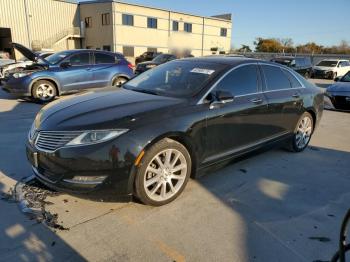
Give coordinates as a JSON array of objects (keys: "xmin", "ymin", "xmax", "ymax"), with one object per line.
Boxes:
[
  {"xmin": 134, "ymin": 138, "xmax": 192, "ymax": 206},
  {"xmin": 32, "ymin": 80, "xmax": 57, "ymax": 103},
  {"xmin": 286, "ymin": 112, "xmax": 314, "ymax": 152}
]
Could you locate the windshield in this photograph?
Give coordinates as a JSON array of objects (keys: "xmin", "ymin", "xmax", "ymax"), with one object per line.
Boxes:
[
  {"xmin": 153, "ymin": 54, "xmax": 175, "ymax": 63},
  {"xmin": 123, "ymin": 61, "xmax": 224, "ymax": 98},
  {"xmin": 341, "ymin": 71, "xmax": 350, "ymax": 82},
  {"xmin": 317, "ymin": 60, "xmax": 338, "ymax": 67},
  {"xmin": 45, "ymin": 51, "xmax": 71, "ymax": 65}
]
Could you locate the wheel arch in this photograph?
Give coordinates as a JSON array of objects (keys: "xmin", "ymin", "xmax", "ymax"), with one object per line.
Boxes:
[
  {"xmin": 110, "ymin": 74, "xmax": 130, "ymax": 86},
  {"xmin": 127, "ymin": 131, "xmax": 199, "ymax": 195},
  {"xmin": 30, "ymin": 77, "xmax": 61, "ymax": 96},
  {"xmin": 305, "ymin": 108, "xmax": 317, "ymax": 131}
]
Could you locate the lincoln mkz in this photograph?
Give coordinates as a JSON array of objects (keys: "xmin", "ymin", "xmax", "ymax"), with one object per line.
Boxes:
[{"xmin": 26, "ymin": 57, "xmax": 324, "ymax": 206}]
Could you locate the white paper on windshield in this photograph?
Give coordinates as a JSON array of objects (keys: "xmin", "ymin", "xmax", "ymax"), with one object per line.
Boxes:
[{"xmin": 190, "ymin": 68, "xmax": 215, "ymax": 75}]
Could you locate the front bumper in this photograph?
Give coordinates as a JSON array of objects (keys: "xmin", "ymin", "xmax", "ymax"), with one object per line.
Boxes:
[
  {"xmin": 2, "ymin": 77, "xmax": 31, "ymax": 96},
  {"xmin": 25, "ymin": 139, "xmax": 136, "ymax": 196},
  {"xmin": 312, "ymin": 70, "xmax": 334, "ymax": 79}
]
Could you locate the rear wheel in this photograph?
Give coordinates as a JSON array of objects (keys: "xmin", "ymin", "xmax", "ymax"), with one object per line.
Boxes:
[
  {"xmin": 286, "ymin": 112, "xmax": 314, "ymax": 152},
  {"xmin": 135, "ymin": 138, "xmax": 191, "ymax": 206},
  {"xmin": 304, "ymin": 71, "xmax": 310, "ymax": 79},
  {"xmin": 32, "ymin": 80, "xmax": 57, "ymax": 103},
  {"xmin": 112, "ymin": 76, "xmax": 128, "ymax": 87}
]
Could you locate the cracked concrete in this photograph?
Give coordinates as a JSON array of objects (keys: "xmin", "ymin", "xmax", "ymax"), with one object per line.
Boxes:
[{"xmin": 0, "ymin": 79, "xmax": 349, "ymax": 261}]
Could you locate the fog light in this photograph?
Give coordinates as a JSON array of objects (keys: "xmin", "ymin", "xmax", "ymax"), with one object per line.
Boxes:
[{"xmin": 63, "ymin": 176, "xmax": 107, "ymax": 184}]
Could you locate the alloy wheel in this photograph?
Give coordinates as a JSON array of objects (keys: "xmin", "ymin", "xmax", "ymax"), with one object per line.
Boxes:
[
  {"xmin": 114, "ymin": 77, "xmax": 127, "ymax": 87},
  {"xmin": 36, "ymin": 83, "xmax": 55, "ymax": 101},
  {"xmin": 143, "ymin": 149, "xmax": 187, "ymax": 202},
  {"xmin": 295, "ymin": 116, "xmax": 313, "ymax": 149}
]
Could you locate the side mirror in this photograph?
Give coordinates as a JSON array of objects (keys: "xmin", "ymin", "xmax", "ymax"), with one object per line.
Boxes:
[
  {"xmin": 334, "ymin": 77, "xmax": 340, "ymax": 82},
  {"xmin": 209, "ymin": 90, "xmax": 234, "ymax": 109},
  {"xmin": 60, "ymin": 61, "xmax": 71, "ymax": 68}
]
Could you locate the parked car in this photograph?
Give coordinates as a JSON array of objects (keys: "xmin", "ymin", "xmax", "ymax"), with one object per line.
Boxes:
[
  {"xmin": 26, "ymin": 57, "xmax": 323, "ymax": 206},
  {"xmin": 2, "ymin": 44, "xmax": 134, "ymax": 102},
  {"xmin": 135, "ymin": 54, "xmax": 176, "ymax": 74},
  {"xmin": 0, "ymin": 43, "xmax": 53, "ymax": 80},
  {"xmin": 312, "ymin": 59, "xmax": 350, "ymax": 79},
  {"xmin": 271, "ymin": 56, "xmax": 313, "ymax": 78},
  {"xmin": 326, "ymin": 71, "xmax": 350, "ymax": 110},
  {"xmin": 135, "ymin": 51, "xmax": 160, "ymax": 65}
]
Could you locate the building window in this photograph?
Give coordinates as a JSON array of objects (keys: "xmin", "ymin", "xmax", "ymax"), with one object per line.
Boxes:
[
  {"xmin": 184, "ymin": 23, "xmax": 192, "ymax": 33},
  {"xmin": 85, "ymin": 17, "xmax": 92, "ymax": 28},
  {"xmin": 123, "ymin": 46, "xmax": 134, "ymax": 57},
  {"xmin": 147, "ymin": 17, "xmax": 157, "ymax": 29},
  {"xmin": 102, "ymin": 13, "xmax": 110, "ymax": 25},
  {"xmin": 173, "ymin": 21, "xmax": 179, "ymax": 31},
  {"xmin": 103, "ymin": 45, "xmax": 111, "ymax": 51},
  {"xmin": 122, "ymin": 14, "xmax": 134, "ymax": 26},
  {"xmin": 220, "ymin": 28, "xmax": 227, "ymax": 37}
]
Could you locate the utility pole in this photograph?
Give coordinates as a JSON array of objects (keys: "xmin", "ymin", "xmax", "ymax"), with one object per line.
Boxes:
[{"xmin": 24, "ymin": 0, "xmax": 32, "ymax": 48}]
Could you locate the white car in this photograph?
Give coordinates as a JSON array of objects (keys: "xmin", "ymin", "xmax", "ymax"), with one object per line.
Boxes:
[
  {"xmin": 0, "ymin": 43, "xmax": 53, "ymax": 79},
  {"xmin": 312, "ymin": 59, "xmax": 350, "ymax": 80}
]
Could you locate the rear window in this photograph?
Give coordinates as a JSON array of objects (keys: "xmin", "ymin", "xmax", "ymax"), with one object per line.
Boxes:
[
  {"xmin": 262, "ymin": 65, "xmax": 291, "ymax": 91},
  {"xmin": 95, "ymin": 53, "xmax": 115, "ymax": 64}
]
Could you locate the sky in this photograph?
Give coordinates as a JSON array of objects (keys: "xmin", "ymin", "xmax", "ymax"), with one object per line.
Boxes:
[{"xmin": 80, "ymin": 0, "xmax": 350, "ymax": 49}]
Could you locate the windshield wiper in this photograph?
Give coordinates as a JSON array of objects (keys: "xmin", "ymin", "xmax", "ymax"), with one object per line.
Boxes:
[{"xmin": 128, "ymin": 88, "xmax": 160, "ymax": 96}]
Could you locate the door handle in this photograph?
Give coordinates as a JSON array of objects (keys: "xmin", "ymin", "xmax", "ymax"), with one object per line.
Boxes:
[
  {"xmin": 292, "ymin": 93, "xmax": 300, "ymax": 98},
  {"xmin": 251, "ymin": 98, "xmax": 263, "ymax": 104}
]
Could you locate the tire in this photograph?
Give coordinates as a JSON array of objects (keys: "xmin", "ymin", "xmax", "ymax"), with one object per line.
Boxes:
[
  {"xmin": 112, "ymin": 76, "xmax": 128, "ymax": 87},
  {"xmin": 286, "ymin": 112, "xmax": 314, "ymax": 152},
  {"xmin": 304, "ymin": 71, "xmax": 310, "ymax": 79},
  {"xmin": 32, "ymin": 80, "xmax": 57, "ymax": 103},
  {"xmin": 332, "ymin": 72, "xmax": 337, "ymax": 80},
  {"xmin": 134, "ymin": 138, "xmax": 192, "ymax": 206}
]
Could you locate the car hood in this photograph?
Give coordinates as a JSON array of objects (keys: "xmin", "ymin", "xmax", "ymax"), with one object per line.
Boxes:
[
  {"xmin": 12, "ymin": 42, "xmax": 38, "ymax": 62},
  {"xmin": 36, "ymin": 88, "xmax": 185, "ymax": 130},
  {"xmin": 327, "ymin": 82, "xmax": 350, "ymax": 93},
  {"xmin": 313, "ymin": 66, "xmax": 335, "ymax": 71}
]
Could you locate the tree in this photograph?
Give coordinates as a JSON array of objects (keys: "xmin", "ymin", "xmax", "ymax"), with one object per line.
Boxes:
[
  {"xmin": 254, "ymin": 38, "xmax": 283, "ymax": 52},
  {"xmin": 237, "ymin": 45, "xmax": 252, "ymax": 53},
  {"xmin": 296, "ymin": 42, "xmax": 324, "ymax": 54}
]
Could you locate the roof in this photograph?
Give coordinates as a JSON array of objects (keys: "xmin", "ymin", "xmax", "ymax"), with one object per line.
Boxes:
[{"xmin": 79, "ymin": 0, "xmax": 232, "ymax": 22}]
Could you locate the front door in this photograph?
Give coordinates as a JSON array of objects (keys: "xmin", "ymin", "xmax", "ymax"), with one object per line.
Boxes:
[
  {"xmin": 58, "ymin": 52, "xmax": 94, "ymax": 92},
  {"xmin": 203, "ymin": 63, "xmax": 271, "ymax": 164}
]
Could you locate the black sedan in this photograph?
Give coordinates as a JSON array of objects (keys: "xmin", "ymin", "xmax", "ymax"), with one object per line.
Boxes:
[
  {"xmin": 135, "ymin": 54, "xmax": 176, "ymax": 74},
  {"xmin": 326, "ymin": 71, "xmax": 350, "ymax": 110},
  {"xmin": 26, "ymin": 57, "xmax": 324, "ymax": 206}
]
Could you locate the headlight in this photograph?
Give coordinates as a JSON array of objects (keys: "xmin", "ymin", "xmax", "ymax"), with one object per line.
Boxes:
[
  {"xmin": 66, "ymin": 129, "xmax": 128, "ymax": 146},
  {"xmin": 13, "ymin": 72, "xmax": 31, "ymax": 78}
]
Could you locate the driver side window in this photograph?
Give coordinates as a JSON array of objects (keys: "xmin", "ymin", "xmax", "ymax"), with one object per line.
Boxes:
[
  {"xmin": 67, "ymin": 53, "xmax": 90, "ymax": 66},
  {"xmin": 215, "ymin": 64, "xmax": 259, "ymax": 96}
]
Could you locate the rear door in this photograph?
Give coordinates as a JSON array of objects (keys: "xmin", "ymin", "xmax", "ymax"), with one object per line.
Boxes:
[
  {"xmin": 58, "ymin": 52, "xmax": 94, "ymax": 92},
  {"xmin": 260, "ymin": 64, "xmax": 304, "ymax": 133},
  {"xmin": 203, "ymin": 63, "xmax": 271, "ymax": 162},
  {"xmin": 90, "ymin": 52, "xmax": 118, "ymax": 87}
]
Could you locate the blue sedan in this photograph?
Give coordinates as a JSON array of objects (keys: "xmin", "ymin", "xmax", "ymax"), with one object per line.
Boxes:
[{"xmin": 3, "ymin": 44, "xmax": 134, "ymax": 102}]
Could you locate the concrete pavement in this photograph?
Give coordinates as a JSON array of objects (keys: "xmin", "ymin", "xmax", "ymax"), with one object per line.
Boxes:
[{"xmin": 0, "ymin": 79, "xmax": 349, "ymax": 262}]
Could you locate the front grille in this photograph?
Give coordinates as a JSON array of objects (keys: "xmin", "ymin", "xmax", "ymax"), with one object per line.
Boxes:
[{"xmin": 35, "ymin": 131, "xmax": 83, "ymax": 152}]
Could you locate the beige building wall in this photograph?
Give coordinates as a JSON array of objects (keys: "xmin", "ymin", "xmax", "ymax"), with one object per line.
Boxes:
[
  {"xmin": 81, "ymin": 1, "xmax": 232, "ymax": 59},
  {"xmin": 79, "ymin": 2, "xmax": 113, "ymax": 50},
  {"xmin": 0, "ymin": 0, "xmax": 80, "ymax": 58}
]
